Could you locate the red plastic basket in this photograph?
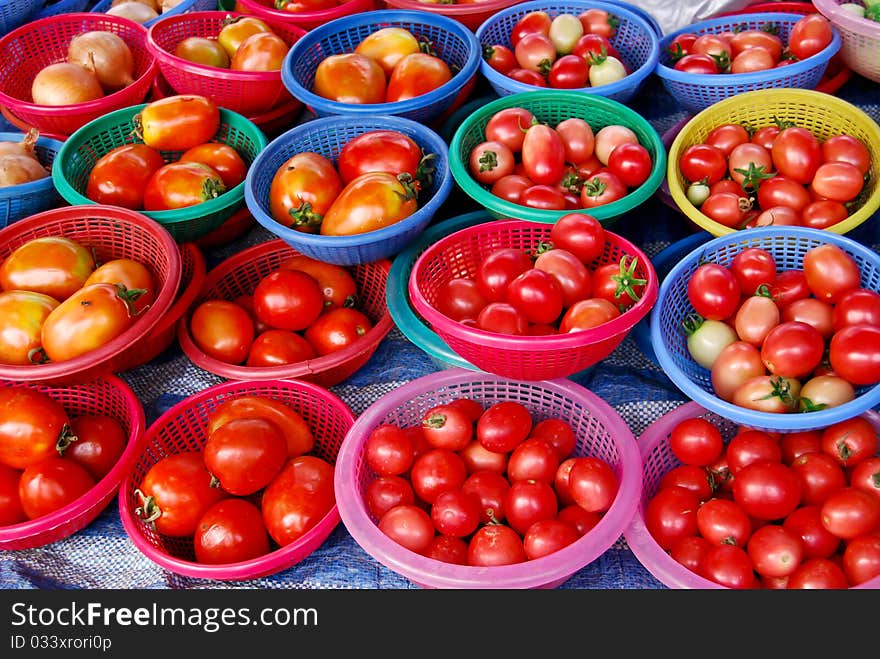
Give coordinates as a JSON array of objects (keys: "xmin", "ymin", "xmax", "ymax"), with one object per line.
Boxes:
[
  {"xmin": 177, "ymin": 238, "xmax": 394, "ymax": 387},
  {"xmin": 192, "ymin": 205, "xmax": 256, "ymax": 251},
  {"xmin": 233, "ymin": 0, "xmax": 376, "ymax": 31},
  {"xmin": 379, "ymin": 0, "xmax": 525, "ymax": 31},
  {"xmin": 0, "ymin": 205, "xmax": 182, "ymax": 385},
  {"xmin": 0, "ymin": 375, "xmax": 146, "ymax": 551},
  {"xmin": 146, "ymin": 11, "xmax": 306, "ymax": 116},
  {"xmin": 408, "ymin": 219, "xmax": 658, "ymax": 381},
  {"xmin": 0, "ymin": 13, "xmax": 158, "ymax": 137},
  {"xmin": 118, "ymin": 378, "xmax": 355, "ymax": 581}
]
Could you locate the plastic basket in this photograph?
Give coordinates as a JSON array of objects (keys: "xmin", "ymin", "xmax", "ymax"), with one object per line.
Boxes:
[
  {"xmin": 0, "ymin": 105, "xmax": 68, "ymax": 142},
  {"xmin": 193, "ymin": 204, "xmax": 255, "ymax": 250},
  {"xmin": 233, "ymin": 0, "xmax": 375, "ymax": 32},
  {"xmin": 0, "ymin": 131, "xmax": 65, "ymax": 229},
  {"xmin": 814, "ymin": 0, "xmax": 880, "ymax": 83},
  {"xmin": 91, "ymin": 0, "xmax": 218, "ymax": 27},
  {"xmin": 52, "ymin": 103, "xmax": 268, "ymax": 243},
  {"xmin": 475, "ymin": 0, "xmax": 660, "ymax": 104},
  {"xmin": 379, "ymin": 0, "xmax": 524, "ymax": 32},
  {"xmin": 118, "ymin": 378, "xmax": 354, "ymax": 581},
  {"xmin": 0, "ymin": 205, "xmax": 181, "ymax": 385},
  {"xmin": 666, "ymin": 88, "xmax": 880, "ymax": 237},
  {"xmin": 624, "ymin": 401, "xmax": 880, "ymax": 589},
  {"xmin": 714, "ymin": 0, "xmax": 852, "ymax": 94},
  {"xmin": 408, "ymin": 218, "xmax": 658, "ymax": 381},
  {"xmin": 0, "ymin": 375, "xmax": 145, "ymax": 550},
  {"xmin": 650, "ymin": 225, "xmax": 880, "ymax": 432},
  {"xmin": 334, "ymin": 368, "xmax": 642, "ymax": 589},
  {"xmin": 37, "ymin": 0, "xmax": 90, "ymax": 19},
  {"xmin": 146, "ymin": 11, "xmax": 306, "ymax": 116},
  {"xmin": 0, "ymin": 0, "xmax": 42, "ymax": 35},
  {"xmin": 280, "ymin": 9, "xmax": 481, "ymax": 126},
  {"xmin": 655, "ymin": 12, "xmax": 841, "ymax": 115},
  {"xmin": 245, "ymin": 114, "xmax": 453, "ymax": 266},
  {"xmin": 0, "ymin": 13, "xmax": 159, "ymax": 137},
  {"xmin": 177, "ymin": 238, "xmax": 394, "ymax": 388},
  {"xmin": 449, "ymin": 90, "xmax": 666, "ymax": 226}
]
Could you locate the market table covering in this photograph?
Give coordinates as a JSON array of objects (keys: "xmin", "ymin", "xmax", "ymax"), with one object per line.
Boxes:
[{"xmin": 1, "ymin": 71, "xmax": 879, "ymax": 590}]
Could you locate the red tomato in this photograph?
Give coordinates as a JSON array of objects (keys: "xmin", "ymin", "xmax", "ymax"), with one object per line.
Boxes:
[
  {"xmin": 667, "ymin": 32, "xmax": 697, "ymax": 61},
  {"xmin": 770, "ymin": 269, "xmax": 811, "ymax": 309},
  {"xmin": 506, "ymin": 67, "xmax": 547, "ymax": 87},
  {"xmin": 83, "ymin": 258, "xmax": 155, "ymax": 316},
  {"xmin": 194, "ymin": 498, "xmax": 270, "ymax": 565},
  {"xmin": 829, "ymin": 324, "xmax": 880, "ymax": 385},
  {"xmin": 730, "ymin": 29, "xmax": 782, "ymax": 61},
  {"xmin": 476, "ymin": 401, "xmax": 532, "ymax": 454},
  {"xmin": 304, "ymin": 307, "xmax": 373, "ymax": 356},
  {"xmin": 821, "ymin": 487, "xmax": 880, "ymax": 540},
  {"xmin": 578, "ymin": 8, "xmax": 617, "ymax": 39},
  {"xmin": 353, "ymin": 26, "xmax": 420, "ymax": 78},
  {"xmin": 0, "ymin": 236, "xmax": 95, "ymax": 302},
  {"xmin": 467, "ymin": 524, "xmax": 526, "ymax": 566},
  {"xmin": 313, "ymin": 53, "xmax": 386, "ymax": 104},
  {"xmin": 580, "ymin": 170, "xmax": 627, "ymax": 207},
  {"xmin": 435, "ymin": 277, "xmax": 487, "ymax": 323},
  {"xmin": 469, "ymin": 140, "xmax": 515, "ymax": 185},
  {"xmin": 760, "ymin": 321, "xmax": 824, "ymax": 379},
  {"xmin": 261, "ymin": 455, "xmax": 335, "ymax": 547},
  {"xmin": 607, "ymin": 142, "xmax": 652, "ymax": 188},
  {"xmin": 791, "ymin": 445, "xmax": 848, "ymax": 508},
  {"xmin": 253, "ymin": 269, "xmax": 324, "ymax": 332},
  {"xmin": 711, "ymin": 341, "xmax": 766, "ymax": 402},
  {"xmin": 843, "ymin": 534, "xmax": 880, "ymax": 585},
  {"xmin": 206, "ymin": 396, "xmax": 313, "ymax": 460},
  {"xmin": 567, "ymin": 456, "xmax": 618, "ymax": 513},
  {"xmin": 747, "ymin": 524, "xmax": 804, "ymax": 579},
  {"xmin": 820, "ymin": 417, "xmax": 879, "ymax": 468},
  {"xmin": 365, "ymin": 424, "xmax": 415, "ymax": 477},
  {"xmin": 669, "ymin": 534, "xmax": 711, "ymax": 575},
  {"xmin": 269, "ymin": 152, "xmax": 342, "ymax": 231},
  {"xmin": 179, "ymin": 142, "xmax": 247, "ymax": 189},
  {"xmin": 696, "ymin": 497, "xmax": 752, "ymax": 546},
  {"xmin": 490, "ymin": 174, "xmax": 532, "ymax": 204},
  {"xmin": 366, "ymin": 475, "xmax": 415, "ymax": 520},
  {"xmin": 530, "ymin": 417, "xmax": 576, "ymax": 460},
  {"xmin": 673, "ymin": 53, "xmax": 719, "ymax": 74},
  {"xmin": 730, "ymin": 47, "xmax": 775, "ymax": 73},
  {"xmin": 803, "ymin": 243, "xmax": 861, "ymax": 304},
  {"xmin": 483, "ymin": 43, "xmax": 516, "ymax": 75},
  {"xmin": 700, "ymin": 192, "xmax": 748, "ymax": 229},
  {"xmin": 86, "ymin": 144, "xmax": 165, "ymax": 209},
  {"xmin": 514, "ymin": 31, "xmax": 557, "ymax": 73},
  {"xmin": 18, "ymin": 457, "xmax": 94, "ymax": 519},
  {"xmin": 679, "ymin": 143, "xmax": 727, "ymax": 185},
  {"xmin": 757, "ymin": 176, "xmax": 812, "ymax": 213},
  {"xmin": 520, "ymin": 184, "xmax": 566, "ymax": 210},
  {"xmin": 142, "ymin": 161, "xmax": 225, "ymax": 211},
  {"xmin": 533, "ymin": 248, "xmax": 592, "ymax": 309},
  {"xmin": 772, "ymin": 126, "xmax": 822, "ymax": 185},
  {"xmin": 137, "ymin": 95, "xmax": 220, "ymax": 152},
  {"xmin": 548, "ymin": 54, "xmax": 589, "ymax": 88},
  {"xmin": 379, "ymin": 504, "xmax": 434, "ymax": 553},
  {"xmin": 462, "ymin": 470, "xmax": 510, "ymax": 523},
  {"xmin": 320, "ymin": 172, "xmax": 418, "ymax": 236},
  {"xmin": 409, "ymin": 449, "xmax": 467, "ymax": 505},
  {"xmin": 780, "ymin": 430, "xmax": 822, "ymax": 466},
  {"xmin": 476, "ymin": 302, "xmax": 528, "ymax": 335},
  {"xmin": 548, "ymin": 212, "xmax": 605, "ymax": 264},
  {"xmin": 420, "ymin": 404, "xmax": 472, "ymax": 452},
  {"xmin": 425, "ymin": 535, "xmax": 468, "ymax": 565},
  {"xmin": 475, "ymin": 247, "xmax": 531, "ymax": 303},
  {"xmin": 0, "ymin": 388, "xmax": 71, "ymax": 470},
  {"xmin": 555, "ymin": 117, "xmax": 595, "ymax": 164},
  {"xmin": 505, "ymin": 268, "xmax": 564, "ymax": 325},
  {"xmin": 521, "ymin": 123, "xmax": 566, "ymax": 186},
  {"xmin": 230, "ymin": 31, "xmax": 287, "ymax": 71},
  {"xmin": 386, "ymin": 53, "xmax": 452, "ymax": 102},
  {"xmin": 63, "ymin": 414, "xmax": 126, "ymax": 481},
  {"xmin": 431, "ymin": 488, "xmax": 481, "ymax": 538},
  {"xmin": 0, "ymin": 463, "xmax": 25, "ymax": 525},
  {"xmin": 687, "ymin": 263, "xmax": 741, "ymax": 321},
  {"xmin": 523, "ymin": 519, "xmax": 579, "ymax": 559},
  {"xmin": 645, "ymin": 486, "xmax": 700, "ymax": 550},
  {"xmin": 503, "ymin": 478, "xmax": 558, "ymax": 535},
  {"xmin": 660, "ymin": 464, "xmax": 714, "ymax": 502},
  {"xmin": 189, "ymin": 300, "xmax": 255, "ymax": 364},
  {"xmin": 203, "ymin": 417, "xmax": 287, "ymax": 496},
  {"xmin": 732, "ymin": 461, "xmax": 802, "ymax": 521},
  {"xmin": 484, "ymin": 107, "xmax": 536, "ymax": 153},
  {"xmin": 783, "ymin": 505, "xmax": 840, "ymax": 559},
  {"xmin": 811, "ymin": 161, "xmax": 864, "ymax": 202},
  {"xmin": 787, "ymin": 13, "xmax": 833, "ymax": 60},
  {"xmin": 727, "ymin": 430, "xmax": 782, "ymax": 474},
  {"xmin": 788, "ymin": 557, "xmax": 849, "ymax": 588},
  {"xmin": 705, "ymin": 123, "xmax": 750, "ymax": 157},
  {"xmin": 668, "ymin": 417, "xmax": 724, "ymax": 467},
  {"xmin": 821, "ymin": 134, "xmax": 871, "ymax": 175},
  {"xmin": 702, "ymin": 544, "xmax": 758, "ymax": 588},
  {"xmin": 558, "ymin": 297, "xmax": 619, "ymax": 332},
  {"xmin": 509, "ymin": 10, "xmax": 552, "ymax": 47},
  {"xmin": 833, "ymin": 289, "xmax": 880, "ymax": 330},
  {"xmin": 280, "ymin": 255, "xmax": 357, "ymax": 312},
  {"xmin": 849, "ymin": 457, "xmax": 880, "ymax": 500}
]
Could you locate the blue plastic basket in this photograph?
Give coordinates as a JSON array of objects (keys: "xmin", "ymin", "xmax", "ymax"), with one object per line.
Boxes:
[
  {"xmin": 37, "ymin": 0, "xmax": 90, "ymax": 19},
  {"xmin": 474, "ymin": 0, "xmax": 660, "ymax": 104},
  {"xmin": 0, "ymin": 0, "xmax": 42, "ymax": 34},
  {"xmin": 245, "ymin": 114, "xmax": 454, "ymax": 267},
  {"xmin": 655, "ymin": 12, "xmax": 842, "ymax": 115},
  {"xmin": 91, "ymin": 0, "xmax": 216, "ymax": 26},
  {"xmin": 280, "ymin": 9, "xmax": 481, "ymax": 125},
  {"xmin": 0, "ymin": 131, "xmax": 64, "ymax": 229},
  {"xmin": 650, "ymin": 225, "xmax": 880, "ymax": 432}
]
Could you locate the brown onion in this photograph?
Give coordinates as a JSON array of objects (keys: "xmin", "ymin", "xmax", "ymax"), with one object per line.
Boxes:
[
  {"xmin": 68, "ymin": 30, "xmax": 135, "ymax": 92},
  {"xmin": 0, "ymin": 128, "xmax": 39, "ymax": 159},
  {"xmin": 110, "ymin": 0, "xmax": 158, "ymax": 11},
  {"xmin": 105, "ymin": 1, "xmax": 159, "ymax": 23},
  {"xmin": 31, "ymin": 62, "xmax": 104, "ymax": 106},
  {"xmin": 157, "ymin": 0, "xmax": 186, "ymax": 12},
  {"xmin": 0, "ymin": 154, "xmax": 49, "ymax": 187}
]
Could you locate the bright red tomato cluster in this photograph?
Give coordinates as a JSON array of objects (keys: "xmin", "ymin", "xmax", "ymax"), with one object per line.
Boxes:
[
  {"xmin": 645, "ymin": 414, "xmax": 880, "ymax": 588},
  {"xmin": 0, "ymin": 387, "xmax": 126, "ymax": 526},
  {"xmin": 434, "ymin": 213, "xmax": 647, "ymax": 336},
  {"xmin": 483, "ymin": 9, "xmax": 630, "ymax": 89},
  {"xmin": 470, "ymin": 106, "xmax": 653, "ymax": 211},
  {"xmin": 364, "ymin": 396, "xmax": 619, "ymax": 566},
  {"xmin": 684, "ymin": 242, "xmax": 880, "ymax": 414},
  {"xmin": 679, "ymin": 118, "xmax": 870, "ymax": 231},
  {"xmin": 668, "ymin": 14, "xmax": 833, "ymax": 75},
  {"xmin": 189, "ymin": 254, "xmax": 374, "ymax": 367},
  {"xmin": 135, "ymin": 395, "xmax": 334, "ymax": 564}
]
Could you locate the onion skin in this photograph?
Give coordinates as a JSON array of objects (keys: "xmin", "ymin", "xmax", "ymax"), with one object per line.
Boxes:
[
  {"xmin": 0, "ymin": 154, "xmax": 48, "ymax": 186},
  {"xmin": 111, "ymin": 0, "xmax": 158, "ymax": 10},
  {"xmin": 31, "ymin": 62, "xmax": 104, "ymax": 106},
  {"xmin": 105, "ymin": 1, "xmax": 159, "ymax": 23},
  {"xmin": 68, "ymin": 30, "xmax": 135, "ymax": 92},
  {"xmin": 0, "ymin": 128, "xmax": 39, "ymax": 159}
]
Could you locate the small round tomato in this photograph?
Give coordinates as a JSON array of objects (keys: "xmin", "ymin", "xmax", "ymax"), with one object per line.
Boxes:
[
  {"xmin": 820, "ymin": 416, "xmax": 878, "ymax": 468},
  {"xmin": 687, "ymin": 263, "xmax": 741, "ymax": 321},
  {"xmin": 757, "ymin": 176, "xmax": 812, "ymax": 213},
  {"xmin": 179, "ymin": 143, "xmax": 248, "ymax": 189},
  {"xmin": 379, "ymin": 504, "xmax": 435, "ymax": 553},
  {"xmin": 700, "ymin": 192, "xmax": 749, "ymax": 229},
  {"xmin": 484, "ymin": 107, "xmax": 536, "ymax": 153},
  {"xmin": 469, "ymin": 140, "xmax": 515, "ymax": 185},
  {"xmin": 18, "ymin": 457, "xmax": 94, "ymax": 519},
  {"xmin": 431, "ymin": 489, "xmax": 481, "ymax": 538},
  {"xmin": 280, "ymin": 255, "xmax": 358, "ymax": 312},
  {"xmin": 217, "ymin": 15, "xmax": 271, "ymax": 58},
  {"xmin": 0, "ymin": 463, "xmax": 25, "ymax": 525},
  {"xmin": 189, "ymin": 299, "xmax": 255, "ymax": 364},
  {"xmin": 829, "ymin": 324, "xmax": 880, "ymax": 386},
  {"xmin": 787, "ymin": 13, "xmax": 833, "ymax": 60},
  {"xmin": 732, "ymin": 460, "xmax": 802, "ymax": 521},
  {"xmin": 760, "ymin": 321, "xmax": 824, "ymax": 379},
  {"xmin": 204, "ymin": 417, "xmax": 288, "ymax": 496},
  {"xmin": 558, "ymin": 297, "xmax": 619, "ymax": 332},
  {"xmin": 409, "ymin": 448, "xmax": 467, "ymax": 505},
  {"xmin": 771, "ymin": 126, "xmax": 822, "ymax": 185},
  {"xmin": 644, "ymin": 486, "xmax": 700, "ymax": 551},
  {"xmin": 86, "ymin": 144, "xmax": 166, "ymax": 210},
  {"xmin": 821, "ymin": 487, "xmax": 880, "ymax": 540},
  {"xmin": 366, "ymin": 475, "xmax": 415, "ymax": 520},
  {"xmin": 696, "ymin": 497, "xmax": 752, "ymax": 546},
  {"xmin": 530, "ymin": 417, "xmax": 576, "ymax": 460},
  {"xmin": 507, "ymin": 437, "xmax": 559, "ymax": 484},
  {"xmin": 230, "ymin": 31, "xmax": 288, "ymax": 71},
  {"xmin": 261, "ymin": 455, "xmax": 335, "ymax": 547},
  {"xmin": 607, "ymin": 142, "xmax": 652, "ymax": 188},
  {"xmin": 668, "ymin": 417, "xmax": 724, "ymax": 467},
  {"xmin": 833, "ymin": 289, "xmax": 880, "ymax": 330},
  {"xmin": 567, "ymin": 456, "xmax": 618, "ymax": 513},
  {"xmin": 842, "ymin": 534, "xmax": 880, "ymax": 586},
  {"xmin": 462, "ymin": 470, "xmax": 510, "ymax": 523},
  {"xmin": 678, "ymin": 143, "xmax": 727, "ymax": 185},
  {"xmin": 549, "ymin": 212, "xmax": 605, "ymax": 264},
  {"xmin": 747, "ymin": 524, "xmax": 804, "ymax": 579},
  {"xmin": 62, "ymin": 414, "xmax": 127, "ymax": 481},
  {"xmin": 476, "ymin": 401, "xmax": 533, "ymax": 454},
  {"xmin": 490, "ymin": 174, "xmax": 533, "ymax": 204},
  {"xmin": 194, "ymin": 498, "xmax": 270, "ymax": 565},
  {"xmin": 420, "ymin": 404, "xmax": 472, "ymax": 452},
  {"xmin": 580, "ymin": 170, "xmax": 627, "ymax": 208},
  {"xmin": 365, "ymin": 424, "xmax": 415, "ymax": 476},
  {"xmin": 483, "ymin": 43, "xmax": 517, "ymax": 75},
  {"xmin": 253, "ymin": 269, "xmax": 324, "ymax": 332},
  {"xmin": 505, "ymin": 268, "xmax": 564, "ymax": 325},
  {"xmin": 711, "ymin": 341, "xmax": 766, "ymax": 402},
  {"xmin": 476, "ymin": 302, "xmax": 528, "ymax": 335},
  {"xmin": 304, "ymin": 307, "xmax": 373, "ymax": 356},
  {"xmin": 523, "ymin": 519, "xmax": 579, "ymax": 560},
  {"xmin": 504, "ymin": 478, "xmax": 558, "ymax": 535},
  {"xmin": 787, "ymin": 557, "xmax": 849, "ymax": 589},
  {"xmin": 468, "ymin": 524, "xmax": 526, "ymax": 566},
  {"xmin": 822, "ymin": 134, "xmax": 871, "ymax": 175}
]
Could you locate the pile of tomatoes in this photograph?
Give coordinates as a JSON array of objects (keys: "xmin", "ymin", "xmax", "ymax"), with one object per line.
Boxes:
[
  {"xmin": 0, "ymin": 235, "xmax": 156, "ymax": 365},
  {"xmin": 134, "ymin": 395, "xmax": 334, "ymax": 564},
  {"xmin": 364, "ymin": 395, "xmax": 618, "ymax": 566},
  {"xmin": 683, "ymin": 241, "xmax": 880, "ymax": 414},
  {"xmin": 0, "ymin": 387, "xmax": 127, "ymax": 526},
  {"xmin": 668, "ymin": 13, "xmax": 834, "ymax": 75},
  {"xmin": 645, "ymin": 413, "xmax": 880, "ymax": 588},
  {"xmin": 312, "ymin": 26, "xmax": 453, "ymax": 104},
  {"xmin": 86, "ymin": 95, "xmax": 245, "ymax": 212},
  {"xmin": 268, "ymin": 128, "xmax": 434, "ymax": 237},
  {"xmin": 483, "ymin": 8, "xmax": 630, "ymax": 89},
  {"xmin": 678, "ymin": 116, "xmax": 871, "ymax": 231},
  {"xmin": 470, "ymin": 106, "xmax": 653, "ymax": 211},
  {"xmin": 173, "ymin": 15, "xmax": 290, "ymax": 71},
  {"xmin": 434, "ymin": 213, "xmax": 645, "ymax": 336},
  {"xmin": 188, "ymin": 254, "xmax": 373, "ymax": 367}
]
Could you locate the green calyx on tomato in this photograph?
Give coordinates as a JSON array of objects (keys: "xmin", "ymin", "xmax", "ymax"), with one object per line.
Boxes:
[
  {"xmin": 734, "ymin": 161, "xmax": 775, "ymax": 193},
  {"xmin": 668, "ymin": 42, "xmax": 686, "ymax": 63},
  {"xmin": 558, "ymin": 170, "xmax": 584, "ymax": 195},
  {"xmin": 608, "ymin": 255, "xmax": 647, "ymax": 307},
  {"xmin": 757, "ymin": 375, "xmax": 797, "ymax": 407},
  {"xmin": 415, "ymin": 152, "xmax": 436, "ymax": 191},
  {"xmin": 798, "ymin": 396, "xmax": 828, "ymax": 413},
  {"xmin": 477, "ymin": 150, "xmax": 499, "ymax": 173},
  {"xmin": 198, "ymin": 175, "xmax": 225, "ymax": 202},
  {"xmin": 289, "ymin": 200, "xmax": 324, "ymax": 230},
  {"xmin": 681, "ymin": 312, "xmax": 705, "ymax": 336},
  {"xmin": 760, "ymin": 22, "xmax": 780, "ymax": 36},
  {"xmin": 417, "ymin": 35, "xmax": 439, "ymax": 57},
  {"xmin": 393, "ymin": 172, "xmax": 420, "ymax": 200},
  {"xmin": 581, "ymin": 176, "xmax": 608, "ymax": 199},
  {"xmin": 422, "ymin": 412, "xmax": 450, "ymax": 430},
  {"xmin": 707, "ymin": 51, "xmax": 731, "ymax": 73}
]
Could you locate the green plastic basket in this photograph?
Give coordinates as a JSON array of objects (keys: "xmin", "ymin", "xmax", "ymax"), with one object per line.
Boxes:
[
  {"xmin": 448, "ymin": 90, "xmax": 666, "ymax": 226},
  {"xmin": 51, "ymin": 103, "xmax": 268, "ymax": 243}
]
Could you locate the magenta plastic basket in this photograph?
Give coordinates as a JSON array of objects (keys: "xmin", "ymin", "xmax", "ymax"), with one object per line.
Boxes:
[
  {"xmin": 408, "ymin": 218, "xmax": 658, "ymax": 381},
  {"xmin": 0, "ymin": 375, "xmax": 146, "ymax": 551},
  {"xmin": 118, "ymin": 378, "xmax": 355, "ymax": 581},
  {"xmin": 624, "ymin": 401, "xmax": 880, "ymax": 589},
  {"xmin": 334, "ymin": 368, "xmax": 642, "ymax": 589},
  {"xmin": 814, "ymin": 0, "xmax": 880, "ymax": 83}
]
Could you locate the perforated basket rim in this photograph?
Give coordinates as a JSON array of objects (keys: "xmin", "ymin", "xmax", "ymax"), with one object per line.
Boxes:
[
  {"xmin": 814, "ymin": 0, "xmax": 880, "ymax": 37},
  {"xmin": 649, "ymin": 225, "xmax": 880, "ymax": 432},
  {"xmin": 279, "ymin": 9, "xmax": 481, "ymax": 117},
  {"xmin": 665, "ymin": 88, "xmax": 880, "ymax": 237},
  {"xmin": 0, "ymin": 131, "xmax": 63, "ymax": 202},
  {"xmin": 382, "ymin": 0, "xmax": 524, "ymax": 20},
  {"xmin": 235, "ymin": 0, "xmax": 373, "ymax": 24},
  {"xmin": 334, "ymin": 368, "xmax": 643, "ymax": 589},
  {"xmin": 117, "ymin": 377, "xmax": 355, "ymax": 581}
]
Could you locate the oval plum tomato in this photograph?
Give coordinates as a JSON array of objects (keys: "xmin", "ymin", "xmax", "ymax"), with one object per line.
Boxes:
[
  {"xmin": 781, "ymin": 298, "xmax": 834, "ymax": 339},
  {"xmin": 509, "ymin": 10, "xmax": 552, "ymax": 47},
  {"xmin": 591, "ymin": 256, "xmax": 647, "ymax": 311},
  {"xmin": 687, "ymin": 263, "xmax": 741, "ymax": 321},
  {"xmin": 409, "ymin": 448, "xmax": 467, "ymax": 505},
  {"xmin": 367, "ymin": 475, "xmax": 415, "ymax": 519},
  {"xmin": 842, "ymin": 534, "xmax": 880, "ymax": 585},
  {"xmin": 669, "ymin": 417, "xmax": 723, "ymax": 467},
  {"xmin": 475, "ymin": 247, "xmax": 531, "ymax": 303},
  {"xmin": 469, "ymin": 140, "xmax": 515, "ymax": 185},
  {"xmin": 0, "ymin": 387, "xmax": 70, "ymax": 470},
  {"xmin": 313, "ymin": 53, "xmax": 386, "ymax": 104},
  {"xmin": 304, "ymin": 307, "xmax": 372, "ymax": 356},
  {"xmin": 83, "ymin": 258, "xmax": 155, "ymax": 315},
  {"xmin": 772, "ymin": 126, "xmax": 822, "ymax": 185},
  {"xmin": 558, "ymin": 297, "xmax": 619, "ymax": 332},
  {"xmin": 811, "ymin": 161, "xmax": 864, "ymax": 202},
  {"xmin": 757, "ymin": 176, "xmax": 812, "ymax": 213},
  {"xmin": 701, "ymin": 192, "xmax": 748, "ymax": 229},
  {"xmin": 268, "ymin": 152, "xmax": 343, "ymax": 231},
  {"xmin": 821, "ymin": 487, "xmax": 880, "ymax": 540},
  {"xmin": 280, "ymin": 255, "xmax": 357, "ymax": 311},
  {"xmin": 386, "ymin": 53, "xmax": 452, "ymax": 102},
  {"xmin": 484, "ymin": 107, "xmax": 536, "ymax": 153},
  {"xmin": 0, "ymin": 236, "xmax": 95, "ymax": 301},
  {"xmin": 0, "ymin": 463, "xmax": 25, "ymax": 525},
  {"xmin": 555, "ymin": 117, "xmax": 595, "ymax": 164},
  {"xmin": 431, "ymin": 489, "xmax": 481, "ymax": 538},
  {"xmin": 142, "ymin": 161, "xmax": 225, "ymax": 211},
  {"xmin": 732, "ymin": 460, "xmax": 802, "ymax": 521},
  {"xmin": 505, "ymin": 268, "xmax": 564, "ymax": 325},
  {"xmin": 711, "ymin": 341, "xmax": 766, "ymax": 402},
  {"xmin": 696, "ymin": 497, "xmax": 752, "ymax": 546},
  {"xmin": 194, "ymin": 498, "xmax": 270, "ymax": 565},
  {"xmin": 645, "ymin": 486, "xmax": 700, "ymax": 551},
  {"xmin": 86, "ymin": 143, "xmax": 165, "ymax": 209},
  {"xmin": 337, "ymin": 130, "xmax": 426, "ymax": 187},
  {"xmin": 787, "ymin": 13, "xmax": 833, "ymax": 60},
  {"xmin": 801, "ymin": 200, "xmax": 849, "ymax": 230},
  {"xmin": 491, "ymin": 174, "xmax": 532, "ymax": 204},
  {"xmin": 730, "ymin": 29, "xmax": 783, "ymax": 61},
  {"xmin": 203, "ymin": 417, "xmax": 287, "ymax": 496},
  {"xmin": 506, "ymin": 67, "xmax": 547, "ymax": 87},
  {"xmin": 730, "ymin": 47, "xmax": 775, "ymax": 73},
  {"xmin": 189, "ymin": 299, "xmax": 255, "ymax": 364},
  {"xmin": 217, "ymin": 15, "xmax": 271, "ymax": 58},
  {"xmin": 822, "ymin": 134, "xmax": 871, "ymax": 175},
  {"xmin": 365, "ymin": 424, "xmax": 415, "ymax": 476},
  {"xmin": 483, "ymin": 43, "xmax": 517, "ymax": 75},
  {"xmin": 207, "ymin": 395, "xmax": 314, "ymax": 459},
  {"xmin": 0, "ymin": 291, "xmax": 58, "ymax": 365},
  {"xmin": 678, "ymin": 143, "xmax": 727, "ymax": 185},
  {"xmin": 379, "ymin": 504, "xmax": 434, "ymax": 553},
  {"xmin": 175, "ymin": 36, "xmax": 229, "ymax": 68},
  {"xmin": 135, "ymin": 452, "xmax": 225, "ymax": 537},
  {"xmin": 733, "ymin": 374, "xmax": 802, "ymax": 413},
  {"xmin": 549, "ymin": 213, "xmax": 605, "ymax": 264},
  {"xmin": 62, "ymin": 414, "xmax": 126, "ymax": 481},
  {"xmin": 691, "ymin": 32, "xmax": 731, "ymax": 63},
  {"xmin": 760, "ymin": 321, "xmax": 824, "ymax": 379},
  {"xmin": 353, "ymin": 26, "xmax": 420, "ymax": 78},
  {"xmin": 18, "ymin": 457, "xmax": 94, "ymax": 520},
  {"xmin": 799, "ymin": 375, "xmax": 855, "ymax": 412},
  {"xmin": 567, "ymin": 456, "xmax": 618, "ymax": 513},
  {"xmin": 803, "ymin": 243, "xmax": 860, "ymax": 304},
  {"xmin": 521, "ymin": 123, "xmax": 565, "ymax": 186},
  {"xmin": 750, "ymin": 206, "xmax": 800, "ymax": 229},
  {"xmin": 520, "ymin": 184, "xmax": 566, "ymax": 209},
  {"xmin": 476, "ymin": 302, "xmax": 528, "ymax": 335},
  {"xmin": 820, "ymin": 416, "xmax": 878, "ymax": 468},
  {"xmin": 179, "ymin": 143, "xmax": 247, "ymax": 189},
  {"xmin": 320, "ymin": 172, "xmax": 418, "ymax": 236},
  {"xmin": 136, "ymin": 95, "xmax": 220, "ymax": 151},
  {"xmin": 833, "ymin": 289, "xmax": 880, "ymax": 330},
  {"xmin": 261, "ymin": 455, "xmax": 335, "ymax": 547},
  {"xmin": 829, "ymin": 324, "xmax": 880, "ymax": 386},
  {"xmin": 468, "ymin": 524, "xmax": 527, "ymax": 566},
  {"xmin": 673, "ymin": 53, "xmax": 719, "ymax": 74},
  {"xmin": 607, "ymin": 142, "xmax": 652, "ymax": 188}
]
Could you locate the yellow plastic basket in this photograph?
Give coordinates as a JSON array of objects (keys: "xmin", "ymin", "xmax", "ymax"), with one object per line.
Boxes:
[{"xmin": 667, "ymin": 88, "xmax": 880, "ymax": 237}]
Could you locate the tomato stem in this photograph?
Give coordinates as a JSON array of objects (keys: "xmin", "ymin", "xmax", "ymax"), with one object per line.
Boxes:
[
  {"xmin": 611, "ymin": 255, "xmax": 647, "ymax": 304},
  {"xmin": 55, "ymin": 424, "xmax": 78, "ymax": 457},
  {"xmin": 289, "ymin": 200, "xmax": 324, "ymax": 231},
  {"xmin": 134, "ymin": 489, "xmax": 162, "ymax": 526},
  {"xmin": 27, "ymin": 347, "xmax": 50, "ymax": 364},
  {"xmin": 422, "ymin": 412, "xmax": 448, "ymax": 429},
  {"xmin": 799, "ymin": 396, "xmax": 828, "ymax": 413}
]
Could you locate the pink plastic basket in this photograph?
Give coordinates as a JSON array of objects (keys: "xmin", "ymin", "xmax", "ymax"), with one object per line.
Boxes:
[
  {"xmin": 0, "ymin": 12, "xmax": 158, "ymax": 137},
  {"xmin": 379, "ymin": 0, "xmax": 524, "ymax": 32},
  {"xmin": 0, "ymin": 375, "xmax": 146, "ymax": 551},
  {"xmin": 814, "ymin": 0, "xmax": 880, "ymax": 83},
  {"xmin": 408, "ymin": 218, "xmax": 658, "ymax": 381},
  {"xmin": 334, "ymin": 368, "xmax": 642, "ymax": 589},
  {"xmin": 118, "ymin": 378, "xmax": 355, "ymax": 581},
  {"xmin": 177, "ymin": 238, "xmax": 394, "ymax": 388},
  {"xmin": 233, "ymin": 0, "xmax": 376, "ymax": 31},
  {"xmin": 624, "ymin": 401, "xmax": 880, "ymax": 589}
]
